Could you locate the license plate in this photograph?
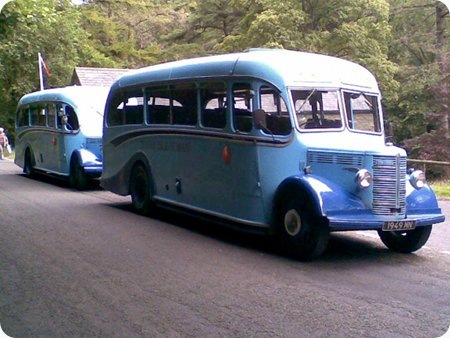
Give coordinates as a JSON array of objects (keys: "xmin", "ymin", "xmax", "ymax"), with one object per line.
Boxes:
[{"xmin": 382, "ymin": 220, "xmax": 416, "ymax": 231}]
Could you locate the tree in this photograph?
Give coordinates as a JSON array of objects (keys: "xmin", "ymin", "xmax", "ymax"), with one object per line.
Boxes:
[
  {"xmin": 435, "ymin": 1, "xmax": 449, "ymax": 136},
  {"xmin": 169, "ymin": 0, "xmax": 244, "ymax": 53},
  {"xmin": 2, "ymin": 0, "xmax": 446, "ymax": 168},
  {"xmin": 79, "ymin": 0, "xmax": 195, "ymax": 66},
  {"xmin": 218, "ymin": 0, "xmax": 399, "ymax": 102},
  {"xmin": 387, "ymin": 0, "xmax": 449, "ymax": 172},
  {"xmin": 0, "ymin": 0, "xmax": 112, "ymax": 137}
]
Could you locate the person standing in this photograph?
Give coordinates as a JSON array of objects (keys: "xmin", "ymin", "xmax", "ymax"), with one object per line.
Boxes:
[{"xmin": 0, "ymin": 128, "xmax": 9, "ymax": 160}]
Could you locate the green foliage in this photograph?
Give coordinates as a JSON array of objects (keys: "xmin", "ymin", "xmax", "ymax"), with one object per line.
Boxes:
[
  {"xmin": 387, "ymin": 0, "xmax": 439, "ymax": 141},
  {"xmin": 430, "ymin": 180, "xmax": 450, "ymax": 199},
  {"xmin": 0, "ymin": 0, "xmax": 112, "ymax": 136},
  {"xmin": 79, "ymin": 0, "xmax": 195, "ymax": 66},
  {"xmin": 387, "ymin": 0, "xmax": 449, "ymax": 164},
  {"xmin": 0, "ymin": 0, "xmax": 448, "ymax": 162},
  {"xmin": 218, "ymin": 0, "xmax": 399, "ymax": 102}
]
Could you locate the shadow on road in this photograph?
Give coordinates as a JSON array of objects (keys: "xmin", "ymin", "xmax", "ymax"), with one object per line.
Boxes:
[
  {"xmin": 108, "ymin": 201, "xmax": 427, "ymax": 265},
  {"xmin": 19, "ymin": 172, "xmax": 101, "ymax": 191}
]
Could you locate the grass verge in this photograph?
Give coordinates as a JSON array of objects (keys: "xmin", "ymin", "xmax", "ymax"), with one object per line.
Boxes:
[{"xmin": 430, "ymin": 181, "xmax": 450, "ymax": 199}]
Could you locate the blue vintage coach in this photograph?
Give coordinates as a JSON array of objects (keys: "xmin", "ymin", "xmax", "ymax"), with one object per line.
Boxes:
[
  {"xmin": 101, "ymin": 49, "xmax": 445, "ymax": 260},
  {"xmin": 15, "ymin": 86, "xmax": 108, "ymax": 189}
]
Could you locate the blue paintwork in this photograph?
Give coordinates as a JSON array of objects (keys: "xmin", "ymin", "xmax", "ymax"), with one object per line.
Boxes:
[
  {"xmin": 78, "ymin": 148, "xmax": 103, "ymax": 174},
  {"xmin": 102, "ymin": 49, "xmax": 445, "ymax": 232},
  {"xmin": 274, "ymin": 174, "xmax": 444, "ymax": 231},
  {"xmin": 15, "ymin": 86, "xmax": 108, "ymax": 178}
]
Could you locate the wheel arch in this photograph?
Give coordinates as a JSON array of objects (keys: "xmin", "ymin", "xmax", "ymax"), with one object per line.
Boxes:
[
  {"xmin": 24, "ymin": 145, "xmax": 35, "ymax": 162},
  {"xmin": 69, "ymin": 150, "xmax": 82, "ymax": 167},
  {"xmin": 70, "ymin": 149, "xmax": 100, "ymax": 168},
  {"xmin": 273, "ymin": 174, "xmax": 369, "ymax": 229},
  {"xmin": 69, "ymin": 150, "xmax": 84, "ymax": 177},
  {"xmin": 23, "ymin": 146, "xmax": 36, "ymax": 174},
  {"xmin": 272, "ymin": 176, "xmax": 325, "ymax": 227},
  {"xmin": 69, "ymin": 150, "xmax": 89, "ymax": 190},
  {"xmin": 125, "ymin": 152, "xmax": 154, "ymax": 196},
  {"xmin": 273, "ymin": 176, "xmax": 331, "ymax": 260}
]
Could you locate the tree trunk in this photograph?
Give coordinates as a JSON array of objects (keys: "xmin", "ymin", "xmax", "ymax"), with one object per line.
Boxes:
[{"xmin": 435, "ymin": 1, "xmax": 449, "ymax": 137}]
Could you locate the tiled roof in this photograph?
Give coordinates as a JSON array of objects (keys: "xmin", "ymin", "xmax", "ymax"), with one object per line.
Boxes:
[{"xmin": 71, "ymin": 67, "xmax": 130, "ymax": 87}]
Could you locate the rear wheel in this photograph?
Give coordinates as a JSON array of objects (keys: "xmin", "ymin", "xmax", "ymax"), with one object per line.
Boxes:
[
  {"xmin": 130, "ymin": 164, "xmax": 155, "ymax": 215},
  {"xmin": 278, "ymin": 196, "xmax": 329, "ymax": 261},
  {"xmin": 377, "ymin": 225, "xmax": 432, "ymax": 253},
  {"xmin": 69, "ymin": 155, "xmax": 88, "ymax": 190},
  {"xmin": 23, "ymin": 149, "xmax": 35, "ymax": 176}
]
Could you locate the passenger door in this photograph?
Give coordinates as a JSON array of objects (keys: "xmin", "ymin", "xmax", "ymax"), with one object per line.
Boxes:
[
  {"xmin": 53, "ymin": 103, "xmax": 70, "ymax": 174},
  {"xmin": 44, "ymin": 103, "xmax": 61, "ymax": 173},
  {"xmin": 29, "ymin": 103, "xmax": 49, "ymax": 171},
  {"xmin": 228, "ymin": 82, "xmax": 264, "ymax": 223}
]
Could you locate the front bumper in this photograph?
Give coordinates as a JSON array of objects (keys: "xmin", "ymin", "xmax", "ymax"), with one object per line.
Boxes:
[
  {"xmin": 326, "ymin": 209, "xmax": 445, "ymax": 231},
  {"xmin": 83, "ymin": 164, "xmax": 102, "ymax": 176}
]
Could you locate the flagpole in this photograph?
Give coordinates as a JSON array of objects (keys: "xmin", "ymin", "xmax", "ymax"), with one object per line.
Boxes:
[{"xmin": 38, "ymin": 52, "xmax": 44, "ymax": 91}]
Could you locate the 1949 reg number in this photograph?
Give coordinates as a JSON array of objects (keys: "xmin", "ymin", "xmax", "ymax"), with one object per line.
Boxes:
[{"xmin": 382, "ymin": 220, "xmax": 416, "ymax": 231}]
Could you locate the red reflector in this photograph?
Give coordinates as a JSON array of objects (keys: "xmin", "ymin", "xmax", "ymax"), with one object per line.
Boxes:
[{"xmin": 223, "ymin": 146, "xmax": 231, "ymax": 165}]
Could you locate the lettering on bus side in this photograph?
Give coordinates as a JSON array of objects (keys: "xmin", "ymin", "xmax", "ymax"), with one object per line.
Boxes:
[{"xmin": 147, "ymin": 141, "xmax": 191, "ymax": 153}]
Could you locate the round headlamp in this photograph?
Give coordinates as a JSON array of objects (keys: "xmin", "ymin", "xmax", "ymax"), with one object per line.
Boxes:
[
  {"xmin": 410, "ymin": 170, "xmax": 426, "ymax": 189},
  {"xmin": 355, "ymin": 169, "xmax": 372, "ymax": 189}
]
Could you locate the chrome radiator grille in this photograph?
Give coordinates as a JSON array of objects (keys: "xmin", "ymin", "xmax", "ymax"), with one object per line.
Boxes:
[{"xmin": 372, "ymin": 155, "xmax": 407, "ymax": 215}]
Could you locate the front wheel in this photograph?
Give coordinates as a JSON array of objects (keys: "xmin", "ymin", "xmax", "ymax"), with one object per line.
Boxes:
[
  {"xmin": 278, "ymin": 197, "xmax": 329, "ymax": 261},
  {"xmin": 377, "ymin": 225, "xmax": 432, "ymax": 253},
  {"xmin": 130, "ymin": 164, "xmax": 155, "ymax": 216},
  {"xmin": 69, "ymin": 155, "xmax": 88, "ymax": 190}
]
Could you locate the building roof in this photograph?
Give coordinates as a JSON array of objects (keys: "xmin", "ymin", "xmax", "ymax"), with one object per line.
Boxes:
[{"xmin": 71, "ymin": 67, "xmax": 130, "ymax": 87}]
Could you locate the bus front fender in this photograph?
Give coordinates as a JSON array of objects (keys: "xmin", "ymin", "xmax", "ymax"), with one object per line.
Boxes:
[
  {"xmin": 406, "ymin": 182, "xmax": 443, "ymax": 216},
  {"xmin": 274, "ymin": 175, "xmax": 366, "ymax": 219},
  {"xmin": 77, "ymin": 148, "xmax": 102, "ymax": 168}
]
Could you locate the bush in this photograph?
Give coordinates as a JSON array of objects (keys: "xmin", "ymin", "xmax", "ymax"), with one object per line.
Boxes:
[{"xmin": 404, "ymin": 132, "xmax": 450, "ymax": 180}]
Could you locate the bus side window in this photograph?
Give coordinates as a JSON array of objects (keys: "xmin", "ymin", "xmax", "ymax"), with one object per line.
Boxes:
[
  {"xmin": 17, "ymin": 106, "xmax": 30, "ymax": 127},
  {"xmin": 30, "ymin": 104, "xmax": 46, "ymax": 127},
  {"xmin": 107, "ymin": 91, "xmax": 144, "ymax": 126},
  {"xmin": 47, "ymin": 103, "xmax": 56, "ymax": 128},
  {"xmin": 171, "ymin": 83, "xmax": 197, "ymax": 126},
  {"xmin": 146, "ymin": 84, "xmax": 196, "ymax": 126},
  {"xmin": 259, "ymin": 86, "xmax": 291, "ymax": 135},
  {"xmin": 64, "ymin": 106, "xmax": 79, "ymax": 131},
  {"xmin": 107, "ymin": 94, "xmax": 123, "ymax": 126},
  {"xmin": 123, "ymin": 93, "xmax": 144, "ymax": 125},
  {"xmin": 200, "ymin": 82, "xmax": 227, "ymax": 129},
  {"xmin": 56, "ymin": 104, "xmax": 64, "ymax": 129},
  {"xmin": 147, "ymin": 87, "xmax": 171, "ymax": 125},
  {"xmin": 232, "ymin": 83, "xmax": 253, "ymax": 133}
]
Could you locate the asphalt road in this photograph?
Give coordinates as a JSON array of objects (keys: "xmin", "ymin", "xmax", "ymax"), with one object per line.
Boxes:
[{"xmin": 0, "ymin": 160, "xmax": 449, "ymax": 338}]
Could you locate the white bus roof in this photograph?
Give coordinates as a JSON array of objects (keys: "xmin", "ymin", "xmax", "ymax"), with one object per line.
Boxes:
[
  {"xmin": 17, "ymin": 86, "xmax": 108, "ymax": 137},
  {"xmin": 112, "ymin": 49, "xmax": 380, "ymax": 93},
  {"xmin": 17, "ymin": 86, "xmax": 109, "ymax": 110}
]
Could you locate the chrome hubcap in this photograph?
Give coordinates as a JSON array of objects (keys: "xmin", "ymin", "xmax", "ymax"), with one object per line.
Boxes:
[{"xmin": 284, "ymin": 209, "xmax": 302, "ymax": 236}]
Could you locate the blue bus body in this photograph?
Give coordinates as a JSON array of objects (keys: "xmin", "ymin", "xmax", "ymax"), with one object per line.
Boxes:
[
  {"xmin": 15, "ymin": 86, "xmax": 108, "ymax": 189},
  {"xmin": 102, "ymin": 49, "xmax": 445, "ymax": 259}
]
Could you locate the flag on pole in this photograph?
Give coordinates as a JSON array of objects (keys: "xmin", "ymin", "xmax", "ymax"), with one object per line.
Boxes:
[{"xmin": 38, "ymin": 53, "xmax": 51, "ymax": 91}]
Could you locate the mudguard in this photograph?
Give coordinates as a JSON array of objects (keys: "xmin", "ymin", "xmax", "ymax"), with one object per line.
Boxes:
[
  {"xmin": 75, "ymin": 149, "xmax": 102, "ymax": 175},
  {"xmin": 274, "ymin": 174, "xmax": 445, "ymax": 231},
  {"xmin": 78, "ymin": 148, "xmax": 102, "ymax": 167},
  {"xmin": 101, "ymin": 152, "xmax": 152, "ymax": 196},
  {"xmin": 406, "ymin": 180, "xmax": 442, "ymax": 215},
  {"xmin": 274, "ymin": 174, "xmax": 366, "ymax": 218}
]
